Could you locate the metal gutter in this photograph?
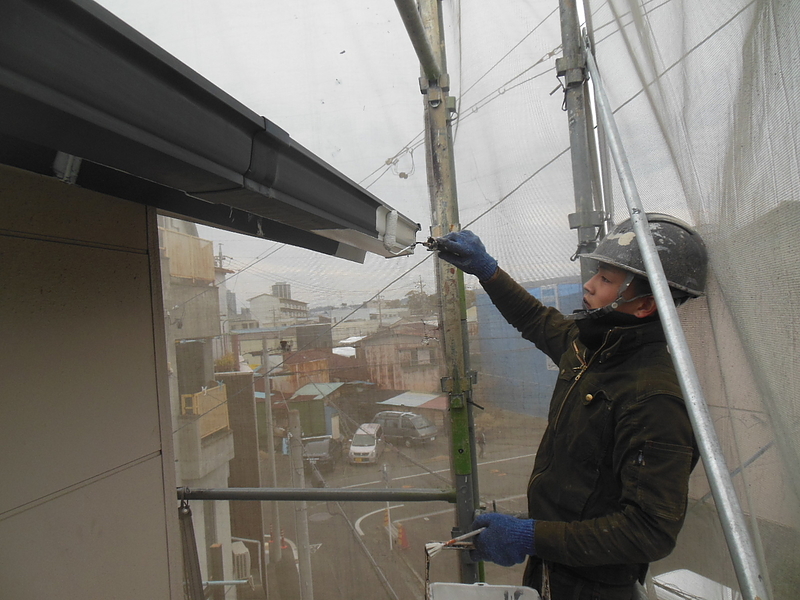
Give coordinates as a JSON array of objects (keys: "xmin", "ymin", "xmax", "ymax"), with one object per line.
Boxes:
[{"xmin": 0, "ymin": 0, "xmax": 420, "ymax": 260}]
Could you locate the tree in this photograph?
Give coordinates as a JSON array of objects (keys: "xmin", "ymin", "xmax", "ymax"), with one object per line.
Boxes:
[{"xmin": 214, "ymin": 353, "xmax": 236, "ymax": 372}]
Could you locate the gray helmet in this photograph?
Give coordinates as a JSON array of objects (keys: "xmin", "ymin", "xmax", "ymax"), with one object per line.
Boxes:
[{"xmin": 582, "ymin": 213, "xmax": 707, "ymax": 297}]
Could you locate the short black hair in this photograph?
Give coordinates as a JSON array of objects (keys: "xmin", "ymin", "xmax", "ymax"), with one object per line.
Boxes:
[{"xmin": 631, "ymin": 275, "xmax": 651, "ymax": 297}]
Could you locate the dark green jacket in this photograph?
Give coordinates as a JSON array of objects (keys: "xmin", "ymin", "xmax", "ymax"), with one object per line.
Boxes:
[{"xmin": 482, "ymin": 269, "xmax": 698, "ymax": 586}]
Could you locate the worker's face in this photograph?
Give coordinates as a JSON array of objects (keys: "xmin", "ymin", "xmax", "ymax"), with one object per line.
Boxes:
[{"xmin": 583, "ymin": 264, "xmax": 641, "ymax": 315}]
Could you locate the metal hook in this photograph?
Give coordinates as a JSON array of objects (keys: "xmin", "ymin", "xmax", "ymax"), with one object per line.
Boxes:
[{"xmin": 387, "ymin": 238, "xmax": 441, "ymax": 256}]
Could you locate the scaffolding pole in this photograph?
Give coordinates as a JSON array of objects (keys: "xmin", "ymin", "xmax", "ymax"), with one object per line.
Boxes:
[
  {"xmin": 262, "ymin": 339, "xmax": 282, "ymax": 564},
  {"xmin": 178, "ymin": 487, "xmax": 457, "ymax": 503},
  {"xmin": 288, "ymin": 410, "xmax": 314, "ymax": 600},
  {"xmin": 558, "ymin": 0, "xmax": 603, "ymax": 279},
  {"xmin": 584, "ymin": 44, "xmax": 770, "ymax": 600},
  {"xmin": 395, "ymin": 0, "xmax": 480, "ymax": 584},
  {"xmin": 393, "ymin": 0, "xmax": 441, "ymax": 81}
]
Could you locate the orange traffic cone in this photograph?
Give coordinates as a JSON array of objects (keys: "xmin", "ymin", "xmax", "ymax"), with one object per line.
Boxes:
[{"xmin": 397, "ymin": 522, "xmax": 410, "ymax": 550}]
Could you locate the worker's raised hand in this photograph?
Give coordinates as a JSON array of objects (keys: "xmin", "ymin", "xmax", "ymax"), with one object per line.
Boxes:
[
  {"xmin": 434, "ymin": 230, "xmax": 498, "ymax": 282},
  {"xmin": 469, "ymin": 512, "xmax": 536, "ymax": 567}
]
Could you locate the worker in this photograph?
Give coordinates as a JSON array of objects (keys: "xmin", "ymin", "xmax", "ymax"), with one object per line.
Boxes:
[
  {"xmin": 477, "ymin": 429, "xmax": 487, "ymax": 458},
  {"xmin": 434, "ymin": 214, "xmax": 707, "ymax": 600}
]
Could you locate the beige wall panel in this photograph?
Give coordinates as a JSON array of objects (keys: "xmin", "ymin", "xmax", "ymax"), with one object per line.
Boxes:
[
  {"xmin": 0, "ymin": 164, "xmax": 147, "ymax": 251},
  {"xmin": 0, "ymin": 456, "xmax": 171, "ymax": 599},
  {"xmin": 0, "ymin": 234, "xmax": 161, "ymax": 514}
]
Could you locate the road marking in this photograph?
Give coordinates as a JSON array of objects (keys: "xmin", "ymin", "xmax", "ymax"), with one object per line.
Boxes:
[
  {"xmin": 343, "ymin": 453, "xmax": 536, "ymax": 489},
  {"xmin": 355, "ymin": 504, "xmax": 405, "ymax": 535},
  {"xmin": 393, "ymin": 494, "xmax": 528, "ymax": 525},
  {"xmin": 353, "ymin": 490, "xmax": 528, "ymax": 540},
  {"xmin": 347, "ymin": 453, "xmax": 535, "ymax": 536}
]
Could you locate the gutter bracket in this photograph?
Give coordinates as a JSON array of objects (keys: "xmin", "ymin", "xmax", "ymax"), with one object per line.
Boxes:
[{"xmin": 53, "ymin": 151, "xmax": 82, "ymax": 184}]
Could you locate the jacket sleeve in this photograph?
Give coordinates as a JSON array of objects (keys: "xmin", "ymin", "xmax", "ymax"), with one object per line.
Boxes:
[
  {"xmin": 481, "ymin": 268, "xmax": 576, "ymax": 363},
  {"xmin": 533, "ymin": 393, "xmax": 697, "ymax": 567}
]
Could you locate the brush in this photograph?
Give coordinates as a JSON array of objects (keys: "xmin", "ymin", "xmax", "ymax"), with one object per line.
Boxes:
[{"xmin": 424, "ymin": 527, "xmax": 486, "ymax": 557}]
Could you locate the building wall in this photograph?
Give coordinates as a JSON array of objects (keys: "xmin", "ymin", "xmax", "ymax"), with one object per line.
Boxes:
[
  {"xmin": 0, "ymin": 166, "xmax": 181, "ymax": 598},
  {"xmin": 473, "ymin": 280, "xmax": 583, "ymax": 418},
  {"xmin": 279, "ymin": 296, "xmax": 308, "ymax": 319},
  {"xmin": 233, "ymin": 328, "xmax": 297, "ymax": 369},
  {"xmin": 249, "ymin": 294, "xmax": 281, "ymax": 326},
  {"xmin": 329, "ymin": 318, "xmax": 383, "ymax": 343},
  {"xmin": 249, "ymin": 293, "xmax": 309, "ymax": 325},
  {"xmin": 295, "ymin": 323, "xmax": 333, "ymax": 350},
  {"xmin": 362, "ymin": 332, "xmax": 442, "ymax": 393}
]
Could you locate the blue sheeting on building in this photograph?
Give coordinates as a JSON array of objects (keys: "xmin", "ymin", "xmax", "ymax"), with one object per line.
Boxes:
[{"xmin": 474, "ymin": 278, "xmax": 583, "ymax": 418}]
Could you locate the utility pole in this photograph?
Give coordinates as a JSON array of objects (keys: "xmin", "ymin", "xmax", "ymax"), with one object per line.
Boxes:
[
  {"xmin": 396, "ymin": 0, "xmax": 480, "ymax": 583},
  {"xmin": 382, "ymin": 464, "xmax": 393, "ymax": 550},
  {"xmin": 262, "ymin": 338, "xmax": 282, "ymax": 566},
  {"xmin": 558, "ymin": 0, "xmax": 603, "ymax": 281},
  {"xmin": 288, "ymin": 409, "xmax": 314, "ymax": 600}
]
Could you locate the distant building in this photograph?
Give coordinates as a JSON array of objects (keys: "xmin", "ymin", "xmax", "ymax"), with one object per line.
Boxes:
[
  {"xmin": 157, "ymin": 218, "xmax": 236, "ymax": 582},
  {"xmin": 232, "ymin": 322, "xmax": 334, "ymax": 371},
  {"xmin": 356, "ymin": 320, "xmax": 443, "ymax": 394},
  {"xmin": 159, "ymin": 218, "xmax": 222, "ymax": 396},
  {"xmin": 249, "ymin": 292, "xmax": 309, "ymax": 326},
  {"xmin": 473, "ymin": 276, "xmax": 583, "ymax": 418},
  {"xmin": 230, "ymin": 318, "xmax": 260, "ymax": 331},
  {"xmin": 226, "ymin": 290, "xmax": 238, "ymax": 316},
  {"xmin": 272, "ymin": 282, "xmax": 291, "ymax": 299},
  {"xmin": 306, "ymin": 301, "xmax": 409, "ymax": 345}
]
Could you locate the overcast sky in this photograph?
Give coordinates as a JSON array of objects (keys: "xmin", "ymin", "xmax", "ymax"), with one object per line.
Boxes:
[{"xmin": 95, "ymin": 0, "xmax": 587, "ymax": 308}]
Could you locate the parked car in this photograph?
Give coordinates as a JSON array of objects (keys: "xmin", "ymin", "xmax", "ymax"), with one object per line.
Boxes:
[
  {"xmin": 348, "ymin": 423, "xmax": 385, "ymax": 464},
  {"xmin": 302, "ymin": 435, "xmax": 342, "ymax": 473},
  {"xmin": 373, "ymin": 410, "xmax": 438, "ymax": 447}
]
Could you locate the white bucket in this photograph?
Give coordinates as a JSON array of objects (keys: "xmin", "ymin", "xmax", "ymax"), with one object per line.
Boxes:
[{"xmin": 429, "ymin": 582, "xmax": 541, "ymax": 600}]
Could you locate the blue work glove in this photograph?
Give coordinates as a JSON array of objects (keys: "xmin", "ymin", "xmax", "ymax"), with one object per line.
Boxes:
[
  {"xmin": 470, "ymin": 512, "xmax": 536, "ymax": 567},
  {"xmin": 435, "ymin": 230, "xmax": 498, "ymax": 282}
]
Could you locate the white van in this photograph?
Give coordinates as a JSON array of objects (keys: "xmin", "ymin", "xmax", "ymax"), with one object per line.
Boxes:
[{"xmin": 348, "ymin": 423, "xmax": 385, "ymax": 464}]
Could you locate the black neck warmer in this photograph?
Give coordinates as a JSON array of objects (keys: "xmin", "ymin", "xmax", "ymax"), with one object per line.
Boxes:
[{"xmin": 575, "ymin": 311, "xmax": 659, "ymax": 350}]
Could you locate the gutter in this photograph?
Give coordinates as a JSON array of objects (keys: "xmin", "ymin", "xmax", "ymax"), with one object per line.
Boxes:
[{"xmin": 0, "ymin": 0, "xmax": 420, "ymax": 260}]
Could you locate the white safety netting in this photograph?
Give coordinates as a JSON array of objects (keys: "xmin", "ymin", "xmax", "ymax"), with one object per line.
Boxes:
[
  {"xmin": 98, "ymin": 0, "xmax": 799, "ymax": 598},
  {"xmin": 579, "ymin": 2, "xmax": 800, "ymax": 598}
]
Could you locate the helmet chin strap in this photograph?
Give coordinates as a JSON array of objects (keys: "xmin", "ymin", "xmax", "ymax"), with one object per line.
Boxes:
[{"xmin": 569, "ymin": 271, "xmax": 648, "ymax": 321}]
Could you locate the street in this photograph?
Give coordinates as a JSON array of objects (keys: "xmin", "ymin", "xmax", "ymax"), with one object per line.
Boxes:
[{"xmin": 269, "ymin": 409, "xmax": 546, "ymax": 600}]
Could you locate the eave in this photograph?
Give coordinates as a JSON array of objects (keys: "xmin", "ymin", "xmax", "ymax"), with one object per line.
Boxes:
[{"xmin": 0, "ymin": 0, "xmax": 421, "ymax": 261}]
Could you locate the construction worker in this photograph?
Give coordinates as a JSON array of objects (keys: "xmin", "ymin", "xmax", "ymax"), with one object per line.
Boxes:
[
  {"xmin": 477, "ymin": 429, "xmax": 487, "ymax": 458},
  {"xmin": 434, "ymin": 214, "xmax": 707, "ymax": 600}
]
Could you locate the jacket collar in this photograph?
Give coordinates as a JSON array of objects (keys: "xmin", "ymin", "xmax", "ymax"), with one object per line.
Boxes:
[{"xmin": 592, "ymin": 318, "xmax": 666, "ymax": 363}]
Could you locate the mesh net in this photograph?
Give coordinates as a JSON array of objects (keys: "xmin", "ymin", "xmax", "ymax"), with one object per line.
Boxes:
[
  {"xmin": 96, "ymin": 0, "xmax": 800, "ymax": 597},
  {"xmin": 585, "ymin": 2, "xmax": 800, "ymax": 597}
]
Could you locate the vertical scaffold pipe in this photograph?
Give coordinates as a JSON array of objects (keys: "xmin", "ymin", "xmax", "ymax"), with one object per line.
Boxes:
[
  {"xmin": 558, "ymin": 0, "xmax": 601, "ymax": 280},
  {"xmin": 585, "ymin": 47, "xmax": 770, "ymax": 600},
  {"xmin": 414, "ymin": 0, "xmax": 480, "ymax": 585},
  {"xmin": 288, "ymin": 410, "xmax": 314, "ymax": 600}
]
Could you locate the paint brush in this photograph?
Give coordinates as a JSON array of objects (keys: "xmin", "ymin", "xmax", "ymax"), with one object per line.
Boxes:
[{"xmin": 424, "ymin": 527, "xmax": 486, "ymax": 557}]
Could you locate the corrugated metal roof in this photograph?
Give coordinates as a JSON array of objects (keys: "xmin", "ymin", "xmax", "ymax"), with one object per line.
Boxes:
[
  {"xmin": 290, "ymin": 382, "xmax": 346, "ymax": 400},
  {"xmin": 376, "ymin": 391, "xmax": 447, "ymax": 410}
]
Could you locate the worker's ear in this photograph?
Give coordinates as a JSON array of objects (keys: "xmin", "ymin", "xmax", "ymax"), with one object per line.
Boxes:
[{"xmin": 633, "ymin": 296, "xmax": 658, "ymax": 318}]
